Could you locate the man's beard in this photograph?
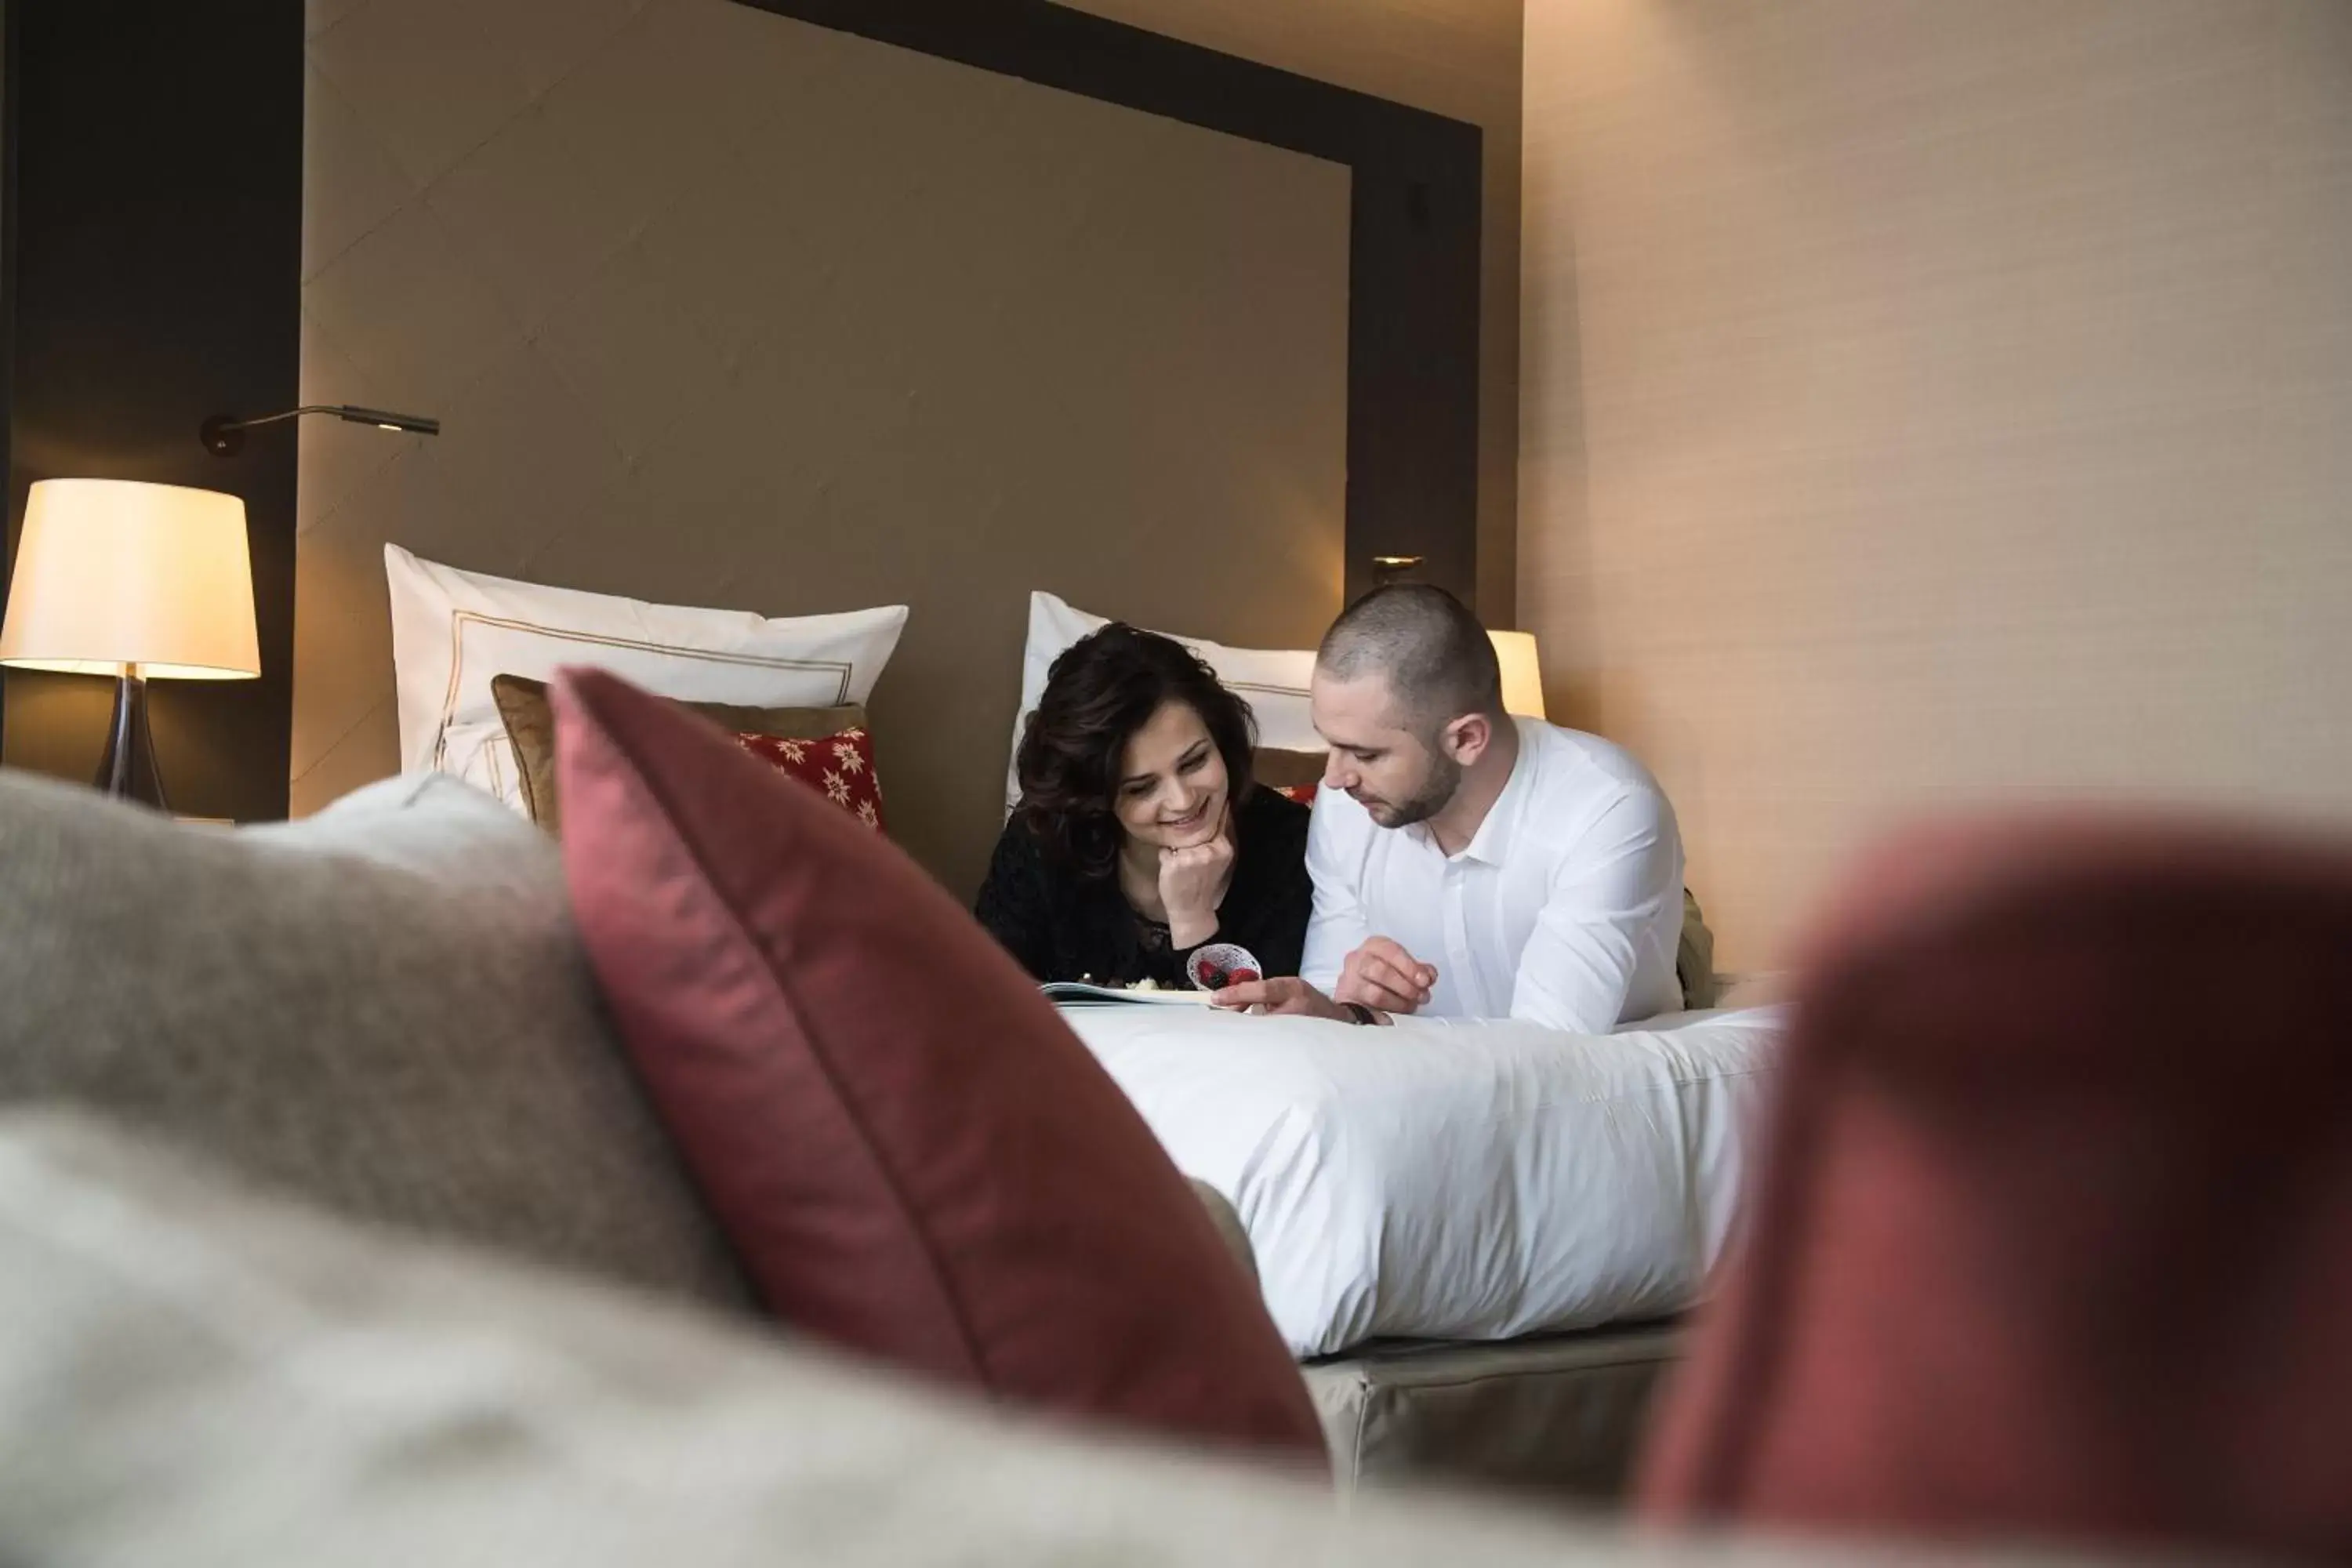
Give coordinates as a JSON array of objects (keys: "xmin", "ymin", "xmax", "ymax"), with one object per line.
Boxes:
[{"xmin": 1359, "ymin": 752, "xmax": 1461, "ymax": 829}]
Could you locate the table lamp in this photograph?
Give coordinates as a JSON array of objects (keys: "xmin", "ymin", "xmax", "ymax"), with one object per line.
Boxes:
[
  {"xmin": 0, "ymin": 478, "xmax": 261, "ymax": 809},
  {"xmin": 1488, "ymin": 629, "xmax": 1547, "ymax": 720}
]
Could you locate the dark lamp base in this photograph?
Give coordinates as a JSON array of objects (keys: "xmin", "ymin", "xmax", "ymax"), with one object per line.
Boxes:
[{"xmin": 96, "ymin": 673, "xmax": 168, "ymax": 811}]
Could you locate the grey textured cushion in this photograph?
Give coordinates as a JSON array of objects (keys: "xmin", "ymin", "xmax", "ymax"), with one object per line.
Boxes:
[
  {"xmin": 0, "ymin": 1112, "xmax": 2013, "ymax": 1568},
  {"xmin": 0, "ymin": 769, "xmax": 748, "ymax": 1312}
]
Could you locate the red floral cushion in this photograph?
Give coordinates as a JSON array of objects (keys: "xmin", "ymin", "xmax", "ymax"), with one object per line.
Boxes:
[{"xmin": 736, "ymin": 728, "xmax": 884, "ymax": 833}]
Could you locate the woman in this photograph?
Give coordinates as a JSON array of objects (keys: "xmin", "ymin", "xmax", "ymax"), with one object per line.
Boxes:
[{"xmin": 976, "ymin": 623, "xmax": 1312, "ymax": 989}]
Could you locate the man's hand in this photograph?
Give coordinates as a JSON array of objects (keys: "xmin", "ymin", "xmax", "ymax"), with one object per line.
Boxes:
[
  {"xmin": 1336, "ymin": 936, "xmax": 1436, "ymax": 1014},
  {"xmin": 1210, "ymin": 976, "xmax": 1353, "ymax": 1020}
]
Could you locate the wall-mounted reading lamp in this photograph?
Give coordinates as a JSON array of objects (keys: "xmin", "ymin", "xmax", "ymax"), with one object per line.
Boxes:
[{"xmin": 200, "ymin": 405, "xmax": 441, "ymax": 457}]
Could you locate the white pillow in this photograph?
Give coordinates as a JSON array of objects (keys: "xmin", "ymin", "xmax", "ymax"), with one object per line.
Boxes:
[
  {"xmin": 387, "ymin": 545, "xmax": 908, "ymax": 810},
  {"xmin": 1005, "ymin": 591, "xmax": 1319, "ymax": 812}
]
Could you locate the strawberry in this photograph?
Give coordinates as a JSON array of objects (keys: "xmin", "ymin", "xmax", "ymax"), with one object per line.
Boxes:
[
  {"xmin": 1199, "ymin": 966, "xmax": 1227, "ymax": 989},
  {"xmin": 1226, "ymin": 968, "xmax": 1261, "ymax": 986}
]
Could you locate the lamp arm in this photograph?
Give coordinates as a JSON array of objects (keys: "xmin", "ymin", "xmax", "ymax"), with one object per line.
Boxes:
[
  {"xmin": 215, "ymin": 405, "xmax": 345, "ymax": 434},
  {"xmin": 200, "ymin": 405, "xmax": 440, "ymax": 456}
]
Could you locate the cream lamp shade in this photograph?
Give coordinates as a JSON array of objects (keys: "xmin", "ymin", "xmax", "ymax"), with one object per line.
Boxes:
[
  {"xmin": 1489, "ymin": 629, "xmax": 1546, "ymax": 721},
  {"xmin": 0, "ymin": 479, "xmax": 260, "ymax": 680}
]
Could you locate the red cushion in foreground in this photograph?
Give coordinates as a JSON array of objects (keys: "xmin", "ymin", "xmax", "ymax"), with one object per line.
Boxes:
[
  {"xmin": 550, "ymin": 666, "xmax": 1325, "ymax": 1465},
  {"xmin": 1637, "ymin": 812, "xmax": 2352, "ymax": 1558}
]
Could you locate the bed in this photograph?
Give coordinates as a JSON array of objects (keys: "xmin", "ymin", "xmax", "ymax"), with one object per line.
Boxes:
[{"xmin": 1060, "ymin": 1002, "xmax": 1780, "ymax": 1497}]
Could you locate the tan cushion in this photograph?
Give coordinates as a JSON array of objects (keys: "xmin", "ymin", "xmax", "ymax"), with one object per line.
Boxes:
[
  {"xmin": 1678, "ymin": 888, "xmax": 1719, "ymax": 1010},
  {"xmin": 490, "ymin": 672, "xmax": 865, "ymax": 835}
]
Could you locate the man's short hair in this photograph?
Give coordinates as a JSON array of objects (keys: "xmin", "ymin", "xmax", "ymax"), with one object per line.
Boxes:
[{"xmin": 1318, "ymin": 583, "xmax": 1501, "ymax": 732}]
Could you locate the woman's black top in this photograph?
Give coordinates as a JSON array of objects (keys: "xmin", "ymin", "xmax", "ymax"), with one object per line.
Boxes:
[{"xmin": 974, "ymin": 786, "xmax": 1312, "ymax": 988}]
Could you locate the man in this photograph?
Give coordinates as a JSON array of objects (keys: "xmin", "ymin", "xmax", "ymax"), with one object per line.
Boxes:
[{"xmin": 1217, "ymin": 584, "xmax": 1685, "ymax": 1032}]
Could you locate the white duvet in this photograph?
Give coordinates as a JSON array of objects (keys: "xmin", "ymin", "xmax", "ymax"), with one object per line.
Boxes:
[{"xmin": 1062, "ymin": 1004, "xmax": 1780, "ymax": 1359}]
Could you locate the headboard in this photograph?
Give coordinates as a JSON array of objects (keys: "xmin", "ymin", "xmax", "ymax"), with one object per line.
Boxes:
[{"xmin": 295, "ymin": 0, "xmax": 1473, "ymax": 898}]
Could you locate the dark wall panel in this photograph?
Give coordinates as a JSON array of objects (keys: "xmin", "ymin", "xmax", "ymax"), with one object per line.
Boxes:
[{"xmin": 2, "ymin": 0, "xmax": 303, "ymax": 821}]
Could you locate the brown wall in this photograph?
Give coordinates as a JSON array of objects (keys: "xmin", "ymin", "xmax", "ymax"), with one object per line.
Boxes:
[
  {"xmin": 1059, "ymin": 0, "xmax": 1525, "ymax": 626},
  {"xmin": 293, "ymin": 0, "xmax": 1351, "ymax": 899},
  {"xmin": 1523, "ymin": 0, "xmax": 2352, "ymax": 971}
]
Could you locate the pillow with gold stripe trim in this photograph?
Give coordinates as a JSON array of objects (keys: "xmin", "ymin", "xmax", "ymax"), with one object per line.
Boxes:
[{"xmin": 387, "ymin": 544, "xmax": 906, "ymax": 817}]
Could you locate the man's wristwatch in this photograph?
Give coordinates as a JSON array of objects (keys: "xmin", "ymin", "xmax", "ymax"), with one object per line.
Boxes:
[{"xmin": 1340, "ymin": 1001, "xmax": 1380, "ymax": 1026}]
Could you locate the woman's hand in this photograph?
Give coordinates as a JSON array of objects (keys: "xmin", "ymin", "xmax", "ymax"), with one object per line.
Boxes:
[
  {"xmin": 1211, "ymin": 977, "xmax": 1385, "ymax": 1022},
  {"xmin": 1158, "ymin": 809, "xmax": 1233, "ymax": 949}
]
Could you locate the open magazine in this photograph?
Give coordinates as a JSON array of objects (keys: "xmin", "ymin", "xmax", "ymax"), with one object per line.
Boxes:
[
  {"xmin": 1042, "ymin": 944, "xmax": 1261, "ymax": 1007},
  {"xmin": 1040, "ymin": 982, "xmax": 1216, "ymax": 1007}
]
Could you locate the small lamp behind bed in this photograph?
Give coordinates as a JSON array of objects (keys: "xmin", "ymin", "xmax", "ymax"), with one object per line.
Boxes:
[
  {"xmin": 0, "ymin": 478, "xmax": 262, "ymax": 811},
  {"xmin": 1488, "ymin": 630, "xmax": 1546, "ymax": 721}
]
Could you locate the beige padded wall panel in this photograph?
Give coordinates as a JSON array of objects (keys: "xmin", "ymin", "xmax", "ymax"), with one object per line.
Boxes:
[
  {"xmin": 1522, "ymin": 0, "xmax": 2352, "ymax": 971},
  {"xmin": 296, "ymin": 0, "xmax": 1348, "ymax": 899}
]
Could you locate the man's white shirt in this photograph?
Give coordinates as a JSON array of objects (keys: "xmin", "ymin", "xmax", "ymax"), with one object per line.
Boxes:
[{"xmin": 1301, "ymin": 718, "xmax": 1686, "ymax": 1031}]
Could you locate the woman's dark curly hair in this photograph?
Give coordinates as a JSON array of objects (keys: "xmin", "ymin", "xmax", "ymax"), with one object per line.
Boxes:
[{"xmin": 1013, "ymin": 623, "xmax": 1258, "ymax": 881}]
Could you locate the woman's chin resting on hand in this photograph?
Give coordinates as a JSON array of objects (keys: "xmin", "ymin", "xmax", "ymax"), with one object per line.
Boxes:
[{"xmin": 975, "ymin": 622, "xmax": 1314, "ymax": 993}]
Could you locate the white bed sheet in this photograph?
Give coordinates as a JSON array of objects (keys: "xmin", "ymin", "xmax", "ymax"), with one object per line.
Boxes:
[{"xmin": 1062, "ymin": 1004, "xmax": 1781, "ymax": 1359}]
